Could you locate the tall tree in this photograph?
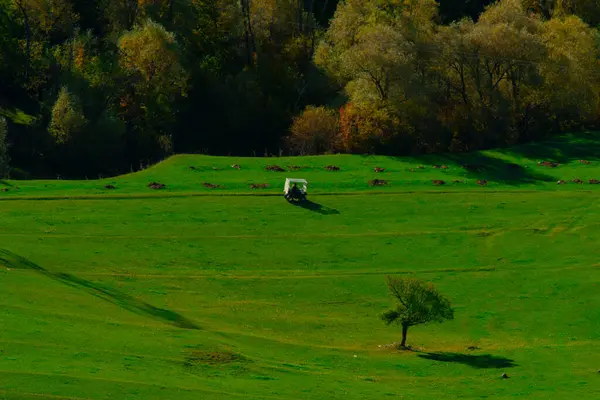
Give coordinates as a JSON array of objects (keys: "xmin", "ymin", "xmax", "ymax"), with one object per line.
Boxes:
[
  {"xmin": 118, "ymin": 19, "xmax": 187, "ymax": 157},
  {"xmin": 48, "ymin": 86, "xmax": 87, "ymax": 144}
]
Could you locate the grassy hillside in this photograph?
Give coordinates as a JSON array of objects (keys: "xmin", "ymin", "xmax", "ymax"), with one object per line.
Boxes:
[
  {"xmin": 2, "ymin": 134, "xmax": 600, "ymax": 399},
  {"xmin": 2, "ymin": 132, "xmax": 600, "ymax": 198}
]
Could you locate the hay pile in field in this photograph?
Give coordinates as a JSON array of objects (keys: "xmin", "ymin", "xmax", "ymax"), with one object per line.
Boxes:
[
  {"xmin": 147, "ymin": 182, "xmax": 166, "ymax": 190},
  {"xmin": 369, "ymin": 179, "xmax": 388, "ymax": 186},
  {"xmin": 265, "ymin": 165, "xmax": 285, "ymax": 172},
  {"xmin": 203, "ymin": 182, "xmax": 225, "ymax": 189},
  {"xmin": 538, "ymin": 161, "xmax": 559, "ymax": 168}
]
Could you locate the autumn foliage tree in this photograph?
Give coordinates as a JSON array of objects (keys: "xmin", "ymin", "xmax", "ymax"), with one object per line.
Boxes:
[
  {"xmin": 381, "ymin": 276, "xmax": 454, "ymax": 348},
  {"xmin": 49, "ymin": 87, "xmax": 87, "ymax": 144},
  {"xmin": 118, "ymin": 19, "xmax": 187, "ymax": 155},
  {"xmin": 288, "ymin": 106, "xmax": 339, "ymax": 155},
  {"xmin": 316, "ymin": 0, "xmax": 600, "ymax": 154}
]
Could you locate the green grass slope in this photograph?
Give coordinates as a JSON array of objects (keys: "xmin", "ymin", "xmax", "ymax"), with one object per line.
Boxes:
[
  {"xmin": 2, "ymin": 133, "xmax": 600, "ymax": 399},
  {"xmin": 2, "ymin": 131, "xmax": 600, "ymax": 198}
]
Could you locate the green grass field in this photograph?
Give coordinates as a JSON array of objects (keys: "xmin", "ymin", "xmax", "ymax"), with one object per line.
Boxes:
[{"xmin": 2, "ymin": 133, "xmax": 600, "ymax": 399}]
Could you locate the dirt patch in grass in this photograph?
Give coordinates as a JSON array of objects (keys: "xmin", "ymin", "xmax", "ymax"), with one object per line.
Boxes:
[
  {"xmin": 580, "ymin": 160, "xmax": 592, "ymax": 165},
  {"xmin": 452, "ymin": 180, "xmax": 463, "ymax": 184},
  {"xmin": 203, "ymin": 182, "xmax": 225, "ymax": 189},
  {"xmin": 250, "ymin": 183, "xmax": 269, "ymax": 189},
  {"xmin": 433, "ymin": 165, "xmax": 449, "ymax": 169},
  {"xmin": 1, "ymin": 188, "xmax": 8, "ymax": 192},
  {"xmin": 147, "ymin": 182, "xmax": 166, "ymax": 190},
  {"xmin": 572, "ymin": 178, "xmax": 584, "ymax": 184},
  {"xmin": 369, "ymin": 179, "xmax": 388, "ymax": 186},
  {"xmin": 374, "ymin": 167, "xmax": 385, "ymax": 173},
  {"xmin": 104, "ymin": 184, "xmax": 116, "ymax": 190},
  {"xmin": 287, "ymin": 165, "xmax": 304, "ymax": 171},
  {"xmin": 589, "ymin": 179, "xmax": 600, "ymax": 184},
  {"xmin": 538, "ymin": 161, "xmax": 560, "ymax": 168},
  {"xmin": 325, "ymin": 165, "xmax": 340, "ymax": 171},
  {"xmin": 231, "ymin": 164, "xmax": 241, "ymax": 170},
  {"xmin": 265, "ymin": 165, "xmax": 285, "ymax": 172},
  {"xmin": 184, "ymin": 350, "xmax": 245, "ymax": 367},
  {"xmin": 557, "ymin": 180, "xmax": 566, "ymax": 185},
  {"xmin": 477, "ymin": 180, "xmax": 488, "ymax": 186},
  {"xmin": 432, "ymin": 180, "xmax": 446, "ymax": 186}
]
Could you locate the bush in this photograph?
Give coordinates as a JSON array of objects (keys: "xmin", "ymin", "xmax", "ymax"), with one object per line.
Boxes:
[
  {"xmin": 287, "ymin": 106, "xmax": 339, "ymax": 155},
  {"xmin": 339, "ymin": 103, "xmax": 402, "ymax": 153},
  {"xmin": 49, "ymin": 87, "xmax": 87, "ymax": 144}
]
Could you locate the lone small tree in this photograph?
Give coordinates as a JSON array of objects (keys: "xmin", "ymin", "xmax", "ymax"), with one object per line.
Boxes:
[{"xmin": 381, "ymin": 276, "xmax": 454, "ymax": 348}]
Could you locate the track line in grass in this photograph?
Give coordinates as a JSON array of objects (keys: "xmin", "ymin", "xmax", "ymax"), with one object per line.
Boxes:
[
  {"xmin": 0, "ymin": 390, "xmax": 96, "ymax": 400},
  {"xmin": 6, "ymin": 262, "xmax": 599, "ymax": 285},
  {"xmin": 0, "ymin": 229, "xmax": 499, "ymax": 240},
  {"xmin": 1, "ymin": 302, "xmax": 175, "ymax": 331},
  {"xmin": 61, "ymin": 263, "xmax": 600, "ymax": 280},
  {"xmin": 3, "ymin": 266, "xmax": 497, "ymax": 280},
  {"xmin": 4, "ymin": 224, "xmax": 599, "ymax": 240},
  {"xmin": 0, "ymin": 188, "xmax": 597, "ymax": 202},
  {"xmin": 0, "ymin": 372, "xmax": 288, "ymax": 400},
  {"xmin": 0, "ymin": 338, "xmax": 183, "ymax": 363},
  {"xmin": 17, "ymin": 261, "xmax": 596, "ymax": 281}
]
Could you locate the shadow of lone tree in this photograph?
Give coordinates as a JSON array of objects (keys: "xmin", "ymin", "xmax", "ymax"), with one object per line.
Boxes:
[
  {"xmin": 418, "ymin": 352, "xmax": 517, "ymax": 369},
  {"xmin": 381, "ymin": 276, "xmax": 454, "ymax": 348},
  {"xmin": 0, "ymin": 249, "xmax": 199, "ymax": 330}
]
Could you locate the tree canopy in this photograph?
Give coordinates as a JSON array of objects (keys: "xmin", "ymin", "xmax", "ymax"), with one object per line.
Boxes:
[
  {"xmin": 0, "ymin": 0, "xmax": 598, "ymax": 177},
  {"xmin": 381, "ymin": 276, "xmax": 454, "ymax": 348}
]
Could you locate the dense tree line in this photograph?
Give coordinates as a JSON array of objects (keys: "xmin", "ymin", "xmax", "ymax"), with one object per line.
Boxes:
[{"xmin": 0, "ymin": 0, "xmax": 598, "ymax": 177}]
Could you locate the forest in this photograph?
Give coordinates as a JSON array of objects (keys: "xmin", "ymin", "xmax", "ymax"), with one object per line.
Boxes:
[{"xmin": 0, "ymin": 0, "xmax": 599, "ymax": 177}]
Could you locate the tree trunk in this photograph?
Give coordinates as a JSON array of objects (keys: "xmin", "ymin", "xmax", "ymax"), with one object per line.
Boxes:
[
  {"xmin": 240, "ymin": 0, "xmax": 256, "ymax": 66},
  {"xmin": 400, "ymin": 324, "xmax": 409, "ymax": 348},
  {"xmin": 15, "ymin": 1, "xmax": 30, "ymax": 82}
]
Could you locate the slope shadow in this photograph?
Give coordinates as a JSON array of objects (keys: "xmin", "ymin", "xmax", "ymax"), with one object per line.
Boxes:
[
  {"xmin": 509, "ymin": 132, "xmax": 600, "ymax": 164},
  {"xmin": 0, "ymin": 249, "xmax": 199, "ymax": 330},
  {"xmin": 397, "ymin": 151, "xmax": 555, "ymax": 186},
  {"xmin": 0, "ymin": 180, "xmax": 13, "ymax": 187},
  {"xmin": 418, "ymin": 352, "xmax": 517, "ymax": 369},
  {"xmin": 291, "ymin": 200, "xmax": 340, "ymax": 215}
]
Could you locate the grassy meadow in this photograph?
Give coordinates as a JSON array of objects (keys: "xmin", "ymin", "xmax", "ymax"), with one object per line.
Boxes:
[{"xmin": 2, "ymin": 133, "xmax": 600, "ymax": 399}]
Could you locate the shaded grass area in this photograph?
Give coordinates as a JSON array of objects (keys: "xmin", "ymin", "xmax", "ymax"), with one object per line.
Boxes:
[
  {"xmin": 417, "ymin": 352, "xmax": 517, "ymax": 369},
  {"xmin": 2, "ymin": 132, "xmax": 600, "ymax": 198},
  {"xmin": 0, "ymin": 249, "xmax": 199, "ymax": 330}
]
